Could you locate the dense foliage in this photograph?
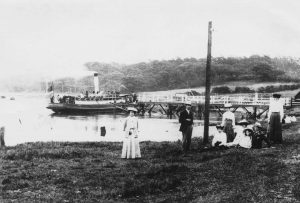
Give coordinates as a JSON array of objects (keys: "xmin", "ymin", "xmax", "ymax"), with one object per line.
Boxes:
[
  {"xmin": 52, "ymin": 56, "xmax": 300, "ymax": 93},
  {"xmin": 211, "ymin": 84, "xmax": 300, "ymax": 94}
]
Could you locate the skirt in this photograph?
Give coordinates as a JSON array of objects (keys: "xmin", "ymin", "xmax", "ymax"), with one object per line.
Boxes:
[
  {"xmin": 121, "ymin": 131, "xmax": 141, "ymax": 159},
  {"xmin": 268, "ymin": 112, "xmax": 282, "ymax": 144},
  {"xmin": 223, "ymin": 119, "xmax": 235, "ymax": 142}
]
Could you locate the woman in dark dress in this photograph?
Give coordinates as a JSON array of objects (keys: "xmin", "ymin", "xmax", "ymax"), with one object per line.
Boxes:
[{"xmin": 267, "ymin": 94, "xmax": 284, "ymax": 144}]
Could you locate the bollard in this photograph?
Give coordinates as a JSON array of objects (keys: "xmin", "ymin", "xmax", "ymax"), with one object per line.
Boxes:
[{"xmin": 0, "ymin": 127, "xmax": 5, "ymax": 148}]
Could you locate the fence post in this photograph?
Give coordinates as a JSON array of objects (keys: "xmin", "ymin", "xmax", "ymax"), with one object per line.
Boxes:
[
  {"xmin": 0, "ymin": 127, "xmax": 5, "ymax": 149},
  {"xmin": 254, "ymin": 93, "xmax": 258, "ymax": 104}
]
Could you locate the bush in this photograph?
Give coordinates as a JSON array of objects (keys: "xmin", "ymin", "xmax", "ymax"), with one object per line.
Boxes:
[
  {"xmin": 257, "ymin": 84, "xmax": 300, "ymax": 93},
  {"xmin": 211, "ymin": 86, "xmax": 232, "ymax": 94},
  {"xmin": 234, "ymin": 87, "xmax": 255, "ymax": 93}
]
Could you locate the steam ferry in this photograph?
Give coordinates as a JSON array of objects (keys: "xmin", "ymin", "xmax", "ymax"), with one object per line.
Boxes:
[{"xmin": 46, "ymin": 73, "xmax": 137, "ymax": 114}]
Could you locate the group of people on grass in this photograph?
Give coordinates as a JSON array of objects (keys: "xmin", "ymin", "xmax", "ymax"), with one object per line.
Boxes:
[
  {"xmin": 121, "ymin": 93, "xmax": 285, "ymax": 159},
  {"xmin": 180, "ymin": 93, "xmax": 284, "ymax": 153}
]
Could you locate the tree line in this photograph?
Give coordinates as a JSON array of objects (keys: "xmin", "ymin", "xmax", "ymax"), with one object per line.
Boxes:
[
  {"xmin": 53, "ymin": 56, "xmax": 300, "ymax": 93},
  {"xmin": 211, "ymin": 84, "xmax": 300, "ymax": 94}
]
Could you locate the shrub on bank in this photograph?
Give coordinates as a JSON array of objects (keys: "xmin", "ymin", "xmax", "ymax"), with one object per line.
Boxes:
[
  {"xmin": 234, "ymin": 87, "xmax": 255, "ymax": 93},
  {"xmin": 257, "ymin": 84, "xmax": 300, "ymax": 93},
  {"xmin": 211, "ymin": 86, "xmax": 232, "ymax": 94},
  {"xmin": 211, "ymin": 84, "xmax": 300, "ymax": 94}
]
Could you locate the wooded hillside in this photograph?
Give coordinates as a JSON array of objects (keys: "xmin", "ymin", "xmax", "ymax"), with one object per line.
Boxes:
[{"xmin": 53, "ymin": 56, "xmax": 300, "ymax": 93}]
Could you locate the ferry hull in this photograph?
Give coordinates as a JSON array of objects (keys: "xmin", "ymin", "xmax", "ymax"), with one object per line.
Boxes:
[{"xmin": 46, "ymin": 103, "xmax": 131, "ymax": 114}]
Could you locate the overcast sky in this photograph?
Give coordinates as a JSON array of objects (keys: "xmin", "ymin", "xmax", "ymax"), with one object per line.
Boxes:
[{"xmin": 0, "ymin": 0, "xmax": 299, "ymax": 80}]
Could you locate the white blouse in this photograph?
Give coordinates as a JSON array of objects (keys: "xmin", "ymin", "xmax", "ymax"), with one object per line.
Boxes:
[
  {"xmin": 212, "ymin": 132, "xmax": 227, "ymax": 146},
  {"xmin": 124, "ymin": 116, "xmax": 138, "ymax": 130},
  {"xmin": 268, "ymin": 98, "xmax": 284, "ymax": 121},
  {"xmin": 221, "ymin": 111, "xmax": 236, "ymax": 127}
]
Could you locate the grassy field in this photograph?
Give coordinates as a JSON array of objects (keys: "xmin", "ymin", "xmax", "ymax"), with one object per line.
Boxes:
[{"xmin": 1, "ymin": 123, "xmax": 300, "ymax": 202}]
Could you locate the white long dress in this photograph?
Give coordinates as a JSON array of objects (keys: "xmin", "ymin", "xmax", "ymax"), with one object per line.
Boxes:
[{"xmin": 121, "ymin": 116, "xmax": 141, "ymax": 159}]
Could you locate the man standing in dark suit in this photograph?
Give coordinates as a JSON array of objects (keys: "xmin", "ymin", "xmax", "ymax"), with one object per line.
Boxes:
[{"xmin": 179, "ymin": 101, "xmax": 194, "ymax": 153}]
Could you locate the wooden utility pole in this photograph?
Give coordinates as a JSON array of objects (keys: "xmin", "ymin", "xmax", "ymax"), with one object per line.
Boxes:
[{"xmin": 203, "ymin": 21, "xmax": 212, "ymax": 144}]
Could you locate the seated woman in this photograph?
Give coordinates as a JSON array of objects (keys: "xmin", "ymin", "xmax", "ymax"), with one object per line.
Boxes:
[
  {"xmin": 252, "ymin": 122, "xmax": 271, "ymax": 149},
  {"xmin": 225, "ymin": 127, "xmax": 252, "ymax": 149},
  {"xmin": 212, "ymin": 125, "xmax": 227, "ymax": 147}
]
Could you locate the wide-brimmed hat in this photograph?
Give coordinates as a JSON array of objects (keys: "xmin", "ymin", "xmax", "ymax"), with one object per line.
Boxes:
[
  {"xmin": 272, "ymin": 93, "xmax": 281, "ymax": 98},
  {"xmin": 238, "ymin": 119, "xmax": 249, "ymax": 125},
  {"xmin": 216, "ymin": 125, "xmax": 224, "ymax": 130},
  {"xmin": 243, "ymin": 127, "xmax": 253, "ymax": 133},
  {"xmin": 224, "ymin": 103, "xmax": 232, "ymax": 108},
  {"xmin": 127, "ymin": 107, "xmax": 138, "ymax": 112},
  {"xmin": 184, "ymin": 101, "xmax": 192, "ymax": 106}
]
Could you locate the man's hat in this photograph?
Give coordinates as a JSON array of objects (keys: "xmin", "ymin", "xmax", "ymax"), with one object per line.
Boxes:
[
  {"xmin": 238, "ymin": 119, "xmax": 249, "ymax": 125},
  {"xmin": 184, "ymin": 101, "xmax": 192, "ymax": 106},
  {"xmin": 272, "ymin": 94, "xmax": 281, "ymax": 98},
  {"xmin": 127, "ymin": 107, "xmax": 138, "ymax": 112},
  {"xmin": 224, "ymin": 103, "xmax": 232, "ymax": 108},
  {"xmin": 216, "ymin": 125, "xmax": 224, "ymax": 130}
]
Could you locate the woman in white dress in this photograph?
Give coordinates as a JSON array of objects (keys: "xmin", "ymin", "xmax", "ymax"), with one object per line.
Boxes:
[
  {"xmin": 121, "ymin": 107, "xmax": 141, "ymax": 159},
  {"xmin": 225, "ymin": 127, "xmax": 252, "ymax": 149}
]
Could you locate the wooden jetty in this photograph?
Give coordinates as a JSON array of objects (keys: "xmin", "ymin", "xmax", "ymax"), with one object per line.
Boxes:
[
  {"xmin": 48, "ymin": 92, "xmax": 297, "ymax": 120},
  {"xmin": 135, "ymin": 93, "xmax": 294, "ymax": 120}
]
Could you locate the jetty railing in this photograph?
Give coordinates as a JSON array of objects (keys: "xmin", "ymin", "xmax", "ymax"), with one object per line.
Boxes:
[{"xmin": 137, "ymin": 93, "xmax": 292, "ymax": 107}]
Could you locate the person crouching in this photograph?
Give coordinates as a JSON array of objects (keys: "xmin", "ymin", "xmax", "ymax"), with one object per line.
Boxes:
[{"xmin": 252, "ymin": 122, "xmax": 271, "ymax": 149}]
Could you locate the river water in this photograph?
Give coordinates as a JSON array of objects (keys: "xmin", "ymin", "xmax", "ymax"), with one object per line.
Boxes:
[{"xmin": 0, "ymin": 93, "xmax": 220, "ymax": 146}]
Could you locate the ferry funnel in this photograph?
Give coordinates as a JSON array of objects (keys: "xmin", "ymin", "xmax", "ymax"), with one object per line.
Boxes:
[{"xmin": 94, "ymin": 73, "xmax": 99, "ymax": 93}]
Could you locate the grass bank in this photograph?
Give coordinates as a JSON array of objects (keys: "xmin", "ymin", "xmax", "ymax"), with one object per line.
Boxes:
[{"xmin": 1, "ymin": 123, "xmax": 300, "ymax": 202}]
